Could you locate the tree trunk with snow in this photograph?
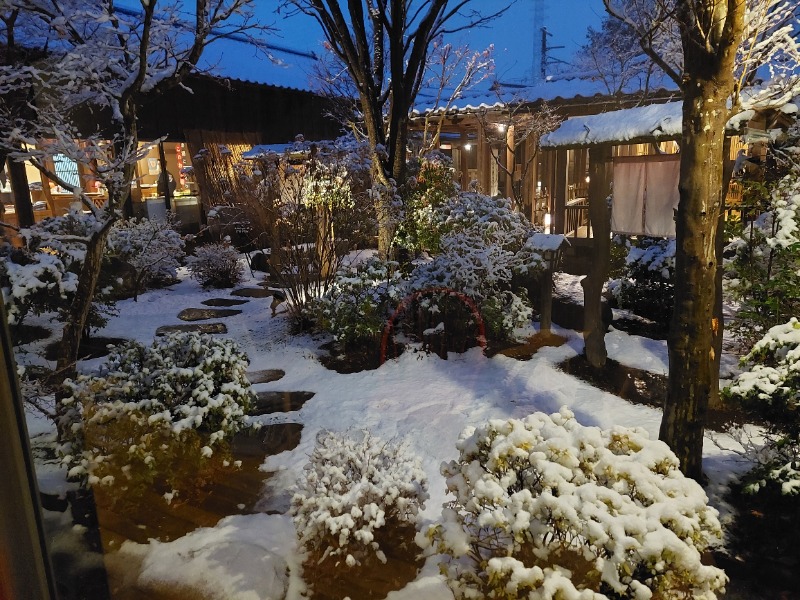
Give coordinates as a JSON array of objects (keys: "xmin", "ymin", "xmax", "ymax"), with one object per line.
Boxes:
[{"xmin": 660, "ymin": 2, "xmax": 743, "ymax": 479}]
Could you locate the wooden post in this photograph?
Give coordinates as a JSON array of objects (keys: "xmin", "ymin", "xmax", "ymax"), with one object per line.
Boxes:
[
  {"xmin": 158, "ymin": 142, "xmax": 172, "ymax": 211},
  {"xmin": 504, "ymin": 125, "xmax": 515, "ymax": 200},
  {"xmin": 582, "ymin": 144, "xmax": 613, "ymax": 367},
  {"xmin": 459, "ymin": 130, "xmax": 469, "ymax": 190},
  {"xmin": 0, "ymin": 301, "xmax": 58, "ymax": 600},
  {"xmin": 553, "ymin": 149, "xmax": 568, "ymax": 234},
  {"xmin": 7, "ymin": 158, "xmax": 35, "ymax": 228},
  {"xmin": 540, "ymin": 266, "xmax": 554, "ymax": 333}
]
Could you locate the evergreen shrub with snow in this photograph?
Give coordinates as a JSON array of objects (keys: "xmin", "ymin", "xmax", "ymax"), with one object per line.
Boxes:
[
  {"xmin": 312, "ymin": 257, "xmax": 405, "ymax": 348},
  {"xmin": 59, "ymin": 332, "xmax": 254, "ymax": 503},
  {"xmin": 725, "ymin": 170, "xmax": 800, "ymax": 349},
  {"xmin": 610, "ymin": 237, "xmax": 675, "ymax": 325},
  {"xmin": 1, "ymin": 210, "xmax": 116, "ymax": 331},
  {"xmin": 106, "ymin": 217, "xmax": 184, "ymax": 298},
  {"xmin": 408, "ymin": 193, "xmax": 546, "ymax": 340},
  {"xmin": 724, "ymin": 318, "xmax": 800, "ymax": 496},
  {"xmin": 394, "ymin": 151, "xmax": 458, "ymax": 254},
  {"xmin": 291, "ymin": 430, "xmax": 428, "ymax": 568},
  {"xmin": 422, "ymin": 408, "xmax": 727, "ymax": 599},
  {"xmin": 186, "ymin": 242, "xmax": 244, "ymax": 288}
]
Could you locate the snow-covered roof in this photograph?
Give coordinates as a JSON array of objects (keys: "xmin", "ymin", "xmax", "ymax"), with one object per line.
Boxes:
[
  {"xmin": 412, "ymin": 77, "xmax": 678, "ymax": 115},
  {"xmin": 196, "ymin": 36, "xmax": 320, "ymax": 92},
  {"xmin": 541, "ymin": 101, "xmax": 682, "ymax": 148},
  {"xmin": 541, "ymin": 99, "xmax": 800, "ymax": 148},
  {"xmin": 111, "ymin": 4, "xmax": 321, "ymax": 93}
]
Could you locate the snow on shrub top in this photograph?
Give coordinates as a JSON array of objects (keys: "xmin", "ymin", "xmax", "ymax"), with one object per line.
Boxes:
[
  {"xmin": 423, "ymin": 407, "xmax": 726, "ymax": 599},
  {"xmin": 107, "ymin": 217, "xmax": 184, "ymax": 283},
  {"xmin": 60, "ymin": 332, "xmax": 255, "ymax": 485},
  {"xmin": 291, "ymin": 429, "xmax": 428, "ymax": 568},
  {"xmin": 724, "ymin": 319, "xmax": 800, "ymax": 495},
  {"xmin": 625, "ymin": 237, "xmax": 676, "ymax": 280}
]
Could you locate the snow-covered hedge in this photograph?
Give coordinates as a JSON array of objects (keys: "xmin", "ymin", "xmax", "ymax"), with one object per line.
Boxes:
[
  {"xmin": 421, "ymin": 408, "xmax": 727, "ymax": 599},
  {"xmin": 1, "ymin": 245, "xmax": 78, "ymax": 325},
  {"xmin": 610, "ymin": 237, "xmax": 675, "ymax": 324},
  {"xmin": 291, "ymin": 430, "xmax": 428, "ymax": 568},
  {"xmin": 107, "ymin": 217, "xmax": 184, "ymax": 297},
  {"xmin": 59, "ymin": 333, "xmax": 255, "ymax": 498},
  {"xmin": 186, "ymin": 242, "xmax": 244, "ymax": 288},
  {"xmin": 394, "ymin": 151, "xmax": 458, "ymax": 254},
  {"xmin": 407, "ymin": 193, "xmax": 546, "ymax": 340},
  {"xmin": 725, "ymin": 171, "xmax": 800, "ymax": 348},
  {"xmin": 1, "ymin": 210, "xmax": 116, "ymax": 329},
  {"xmin": 724, "ymin": 318, "xmax": 800, "ymax": 495},
  {"xmin": 312, "ymin": 258, "xmax": 405, "ymax": 348}
]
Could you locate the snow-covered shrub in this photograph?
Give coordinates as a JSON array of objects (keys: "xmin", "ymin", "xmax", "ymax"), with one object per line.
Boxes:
[
  {"xmin": 186, "ymin": 242, "xmax": 244, "ymax": 288},
  {"xmin": 59, "ymin": 332, "xmax": 254, "ymax": 503},
  {"xmin": 610, "ymin": 236, "xmax": 675, "ymax": 325},
  {"xmin": 1, "ymin": 210, "xmax": 116, "ymax": 331},
  {"xmin": 422, "ymin": 408, "xmax": 727, "ymax": 599},
  {"xmin": 724, "ymin": 318, "xmax": 800, "ymax": 495},
  {"xmin": 312, "ymin": 257, "xmax": 405, "ymax": 348},
  {"xmin": 1, "ymin": 244, "xmax": 78, "ymax": 326},
  {"xmin": 107, "ymin": 217, "xmax": 184, "ymax": 298},
  {"xmin": 394, "ymin": 151, "xmax": 458, "ymax": 254},
  {"xmin": 407, "ymin": 193, "xmax": 545, "ymax": 341},
  {"xmin": 291, "ymin": 430, "xmax": 428, "ymax": 568},
  {"xmin": 725, "ymin": 170, "xmax": 800, "ymax": 349}
]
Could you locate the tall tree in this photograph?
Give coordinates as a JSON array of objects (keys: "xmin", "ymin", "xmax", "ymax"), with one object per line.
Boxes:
[
  {"xmin": 0, "ymin": 0, "xmax": 268, "ymax": 396},
  {"xmin": 282, "ymin": 0, "xmax": 507, "ymax": 257},
  {"xmin": 604, "ymin": 0, "xmax": 800, "ymax": 479}
]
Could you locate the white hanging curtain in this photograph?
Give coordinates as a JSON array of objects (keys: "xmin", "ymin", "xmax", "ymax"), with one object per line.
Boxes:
[{"xmin": 611, "ymin": 154, "xmax": 680, "ymax": 237}]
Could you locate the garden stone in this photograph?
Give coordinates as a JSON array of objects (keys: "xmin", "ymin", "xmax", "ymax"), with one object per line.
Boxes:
[
  {"xmin": 231, "ymin": 287, "xmax": 274, "ymax": 298},
  {"xmin": 156, "ymin": 323, "xmax": 227, "ymax": 335},
  {"xmin": 251, "ymin": 391, "xmax": 315, "ymax": 415},
  {"xmin": 246, "ymin": 369, "xmax": 285, "ymax": 384},
  {"xmin": 177, "ymin": 307, "xmax": 242, "ymax": 321},
  {"xmin": 202, "ymin": 298, "xmax": 249, "ymax": 307}
]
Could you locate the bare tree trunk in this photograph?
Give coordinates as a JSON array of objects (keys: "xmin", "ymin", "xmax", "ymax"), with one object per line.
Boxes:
[
  {"xmin": 373, "ymin": 160, "xmax": 395, "ymax": 260},
  {"xmin": 583, "ymin": 144, "xmax": 613, "ymax": 367},
  {"xmin": 709, "ymin": 138, "xmax": 734, "ymax": 410},
  {"xmin": 660, "ymin": 80, "xmax": 729, "ymax": 480}
]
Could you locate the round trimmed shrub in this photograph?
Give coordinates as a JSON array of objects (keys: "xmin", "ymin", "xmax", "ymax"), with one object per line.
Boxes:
[
  {"xmin": 186, "ymin": 242, "xmax": 245, "ymax": 288},
  {"xmin": 291, "ymin": 430, "xmax": 428, "ymax": 568},
  {"xmin": 59, "ymin": 332, "xmax": 255, "ymax": 503},
  {"xmin": 422, "ymin": 408, "xmax": 727, "ymax": 599}
]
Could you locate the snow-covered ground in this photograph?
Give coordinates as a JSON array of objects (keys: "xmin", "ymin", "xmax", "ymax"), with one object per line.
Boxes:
[{"xmin": 23, "ymin": 265, "xmax": 754, "ymax": 600}]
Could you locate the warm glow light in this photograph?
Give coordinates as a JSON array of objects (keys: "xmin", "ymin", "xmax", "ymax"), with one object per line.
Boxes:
[
  {"xmin": 464, "ymin": 143, "xmax": 472, "ymax": 151},
  {"xmin": 585, "ymin": 175, "xmax": 591, "ymax": 183},
  {"xmin": 497, "ymin": 123, "xmax": 506, "ymax": 132},
  {"xmin": 544, "ymin": 212, "xmax": 551, "ymax": 234}
]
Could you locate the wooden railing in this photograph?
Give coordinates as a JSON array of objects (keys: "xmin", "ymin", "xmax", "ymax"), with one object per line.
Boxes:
[{"xmin": 564, "ymin": 200, "xmax": 590, "ymax": 238}]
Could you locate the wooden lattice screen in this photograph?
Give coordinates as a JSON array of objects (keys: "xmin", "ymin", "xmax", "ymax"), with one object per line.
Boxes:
[{"xmin": 184, "ymin": 129, "xmax": 267, "ymax": 242}]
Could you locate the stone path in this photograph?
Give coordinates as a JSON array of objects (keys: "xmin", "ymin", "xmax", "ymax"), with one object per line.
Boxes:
[
  {"xmin": 177, "ymin": 307, "xmax": 242, "ymax": 321},
  {"xmin": 231, "ymin": 287, "xmax": 274, "ymax": 298},
  {"xmin": 247, "ymin": 369, "xmax": 285, "ymax": 384},
  {"xmin": 202, "ymin": 298, "xmax": 249, "ymax": 307},
  {"xmin": 156, "ymin": 322, "xmax": 227, "ymax": 335},
  {"xmin": 252, "ymin": 391, "xmax": 316, "ymax": 415}
]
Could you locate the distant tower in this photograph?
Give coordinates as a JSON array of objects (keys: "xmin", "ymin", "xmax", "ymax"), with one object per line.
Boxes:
[{"xmin": 531, "ymin": 0, "xmax": 545, "ymax": 82}]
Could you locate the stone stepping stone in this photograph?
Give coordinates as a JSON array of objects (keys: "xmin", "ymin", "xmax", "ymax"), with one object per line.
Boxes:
[
  {"xmin": 178, "ymin": 307, "xmax": 242, "ymax": 321},
  {"xmin": 231, "ymin": 423, "xmax": 303, "ymax": 458},
  {"xmin": 246, "ymin": 369, "xmax": 286, "ymax": 384},
  {"xmin": 251, "ymin": 391, "xmax": 315, "ymax": 415},
  {"xmin": 202, "ymin": 298, "xmax": 249, "ymax": 307},
  {"xmin": 231, "ymin": 287, "xmax": 274, "ymax": 298},
  {"xmin": 156, "ymin": 323, "xmax": 227, "ymax": 335}
]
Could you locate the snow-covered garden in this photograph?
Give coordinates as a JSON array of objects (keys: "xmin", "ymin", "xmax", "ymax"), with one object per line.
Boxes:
[{"xmin": 6, "ymin": 138, "xmax": 800, "ymax": 599}]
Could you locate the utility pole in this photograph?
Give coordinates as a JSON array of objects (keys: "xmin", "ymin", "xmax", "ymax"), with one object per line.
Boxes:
[{"xmin": 540, "ymin": 27, "xmax": 565, "ymax": 80}]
